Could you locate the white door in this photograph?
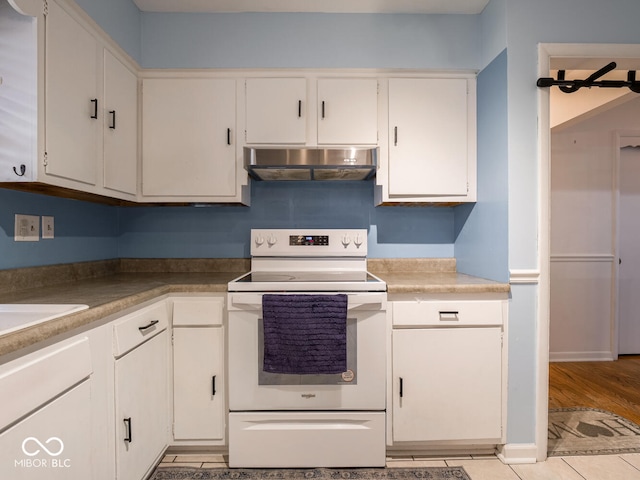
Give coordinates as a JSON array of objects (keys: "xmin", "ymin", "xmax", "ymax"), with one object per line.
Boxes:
[
  {"xmin": 245, "ymin": 78, "xmax": 307, "ymax": 144},
  {"xmin": 392, "ymin": 327, "xmax": 502, "ymax": 442},
  {"xmin": 45, "ymin": 0, "xmax": 99, "ymax": 185},
  {"xmin": 317, "ymin": 78, "xmax": 378, "ymax": 145},
  {"xmin": 618, "ymin": 145, "xmax": 640, "ymax": 354},
  {"xmin": 173, "ymin": 327, "xmax": 225, "ymax": 440},
  {"xmin": 142, "ymin": 78, "xmax": 237, "ymax": 197},
  {"xmin": 0, "ymin": 381, "xmax": 91, "ymax": 479},
  {"xmin": 115, "ymin": 331, "xmax": 168, "ymax": 480},
  {"xmin": 103, "ymin": 49, "xmax": 137, "ymax": 195},
  {"xmin": 388, "ymin": 78, "xmax": 469, "ymax": 196}
]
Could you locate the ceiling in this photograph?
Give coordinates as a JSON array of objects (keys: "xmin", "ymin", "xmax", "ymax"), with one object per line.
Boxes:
[{"xmin": 132, "ymin": 0, "xmax": 490, "ymax": 14}]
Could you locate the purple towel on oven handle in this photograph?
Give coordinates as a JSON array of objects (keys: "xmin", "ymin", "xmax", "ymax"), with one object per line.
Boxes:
[{"xmin": 262, "ymin": 294, "xmax": 348, "ymax": 375}]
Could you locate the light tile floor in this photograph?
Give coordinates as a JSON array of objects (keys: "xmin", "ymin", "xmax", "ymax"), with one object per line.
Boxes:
[{"xmin": 157, "ymin": 453, "xmax": 640, "ymax": 479}]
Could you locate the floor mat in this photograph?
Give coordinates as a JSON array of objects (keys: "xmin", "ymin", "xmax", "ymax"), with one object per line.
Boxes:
[
  {"xmin": 548, "ymin": 407, "xmax": 640, "ymax": 456},
  {"xmin": 149, "ymin": 467, "xmax": 471, "ymax": 480}
]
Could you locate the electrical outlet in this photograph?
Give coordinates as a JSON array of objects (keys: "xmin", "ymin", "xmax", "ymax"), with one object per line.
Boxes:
[
  {"xmin": 42, "ymin": 216, "xmax": 54, "ymax": 239},
  {"xmin": 14, "ymin": 214, "xmax": 40, "ymax": 242}
]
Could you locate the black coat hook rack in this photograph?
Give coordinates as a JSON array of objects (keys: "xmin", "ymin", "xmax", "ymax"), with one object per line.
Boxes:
[{"xmin": 537, "ymin": 62, "xmax": 640, "ymax": 94}]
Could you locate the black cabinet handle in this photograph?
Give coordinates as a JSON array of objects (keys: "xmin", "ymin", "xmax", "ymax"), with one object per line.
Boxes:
[
  {"xmin": 109, "ymin": 110, "xmax": 116, "ymax": 129},
  {"xmin": 138, "ymin": 319, "xmax": 159, "ymax": 331},
  {"xmin": 298, "ymin": 100, "xmax": 302, "ymax": 118},
  {"xmin": 13, "ymin": 164, "xmax": 26, "ymax": 177},
  {"xmin": 90, "ymin": 99, "xmax": 98, "ymax": 119},
  {"xmin": 227, "ymin": 128, "xmax": 231, "ymax": 145},
  {"xmin": 212, "ymin": 375, "xmax": 217, "ymax": 396},
  {"xmin": 399, "ymin": 377, "xmax": 403, "ymax": 398},
  {"xmin": 124, "ymin": 417, "xmax": 132, "ymax": 442},
  {"xmin": 394, "ymin": 126, "xmax": 398, "ymax": 146},
  {"xmin": 321, "ymin": 101, "xmax": 325, "ymax": 119}
]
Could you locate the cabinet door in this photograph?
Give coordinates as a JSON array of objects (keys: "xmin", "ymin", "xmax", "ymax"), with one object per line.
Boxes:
[
  {"xmin": 103, "ymin": 50, "xmax": 137, "ymax": 195},
  {"xmin": 173, "ymin": 327, "xmax": 225, "ymax": 440},
  {"xmin": 317, "ymin": 78, "xmax": 378, "ymax": 145},
  {"xmin": 115, "ymin": 331, "xmax": 168, "ymax": 480},
  {"xmin": 245, "ymin": 78, "xmax": 306, "ymax": 144},
  {"xmin": 44, "ymin": 0, "xmax": 99, "ymax": 185},
  {"xmin": 392, "ymin": 327, "xmax": 502, "ymax": 442},
  {"xmin": 388, "ymin": 78, "xmax": 469, "ymax": 196},
  {"xmin": 0, "ymin": 381, "xmax": 91, "ymax": 479},
  {"xmin": 142, "ymin": 78, "xmax": 236, "ymax": 197}
]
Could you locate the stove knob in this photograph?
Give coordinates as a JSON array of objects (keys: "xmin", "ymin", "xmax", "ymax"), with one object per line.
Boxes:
[
  {"xmin": 354, "ymin": 234, "xmax": 363, "ymax": 248},
  {"xmin": 341, "ymin": 234, "xmax": 351, "ymax": 248},
  {"xmin": 267, "ymin": 234, "xmax": 277, "ymax": 247},
  {"xmin": 255, "ymin": 235, "xmax": 265, "ymax": 247}
]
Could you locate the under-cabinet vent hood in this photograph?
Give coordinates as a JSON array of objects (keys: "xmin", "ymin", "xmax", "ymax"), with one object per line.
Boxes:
[{"xmin": 244, "ymin": 147, "xmax": 378, "ymax": 181}]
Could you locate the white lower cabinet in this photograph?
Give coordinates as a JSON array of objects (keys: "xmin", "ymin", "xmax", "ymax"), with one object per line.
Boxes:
[
  {"xmin": 172, "ymin": 296, "xmax": 226, "ymax": 444},
  {"xmin": 113, "ymin": 301, "xmax": 169, "ymax": 480},
  {"xmin": 390, "ymin": 297, "xmax": 507, "ymax": 446},
  {"xmin": 0, "ymin": 337, "xmax": 93, "ymax": 479}
]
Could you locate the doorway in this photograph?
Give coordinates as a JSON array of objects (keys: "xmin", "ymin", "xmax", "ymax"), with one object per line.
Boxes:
[
  {"xmin": 538, "ymin": 43, "xmax": 640, "ymax": 462},
  {"xmin": 618, "ymin": 142, "xmax": 640, "ymax": 355}
]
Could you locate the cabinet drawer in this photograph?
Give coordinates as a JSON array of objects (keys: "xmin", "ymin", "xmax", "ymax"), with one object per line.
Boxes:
[
  {"xmin": 0, "ymin": 337, "xmax": 91, "ymax": 432},
  {"xmin": 172, "ymin": 297, "xmax": 224, "ymax": 326},
  {"xmin": 113, "ymin": 301, "xmax": 168, "ymax": 357},
  {"xmin": 392, "ymin": 300, "xmax": 503, "ymax": 327}
]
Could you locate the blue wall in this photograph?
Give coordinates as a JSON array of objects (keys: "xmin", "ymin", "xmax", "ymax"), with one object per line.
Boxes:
[
  {"xmin": 141, "ymin": 13, "xmax": 480, "ymax": 69},
  {"xmin": 454, "ymin": 49, "xmax": 508, "ymax": 282},
  {"xmin": 0, "ymin": 189, "xmax": 118, "ymax": 269},
  {"xmin": 75, "ymin": 0, "xmax": 142, "ymax": 63},
  {"xmin": 118, "ymin": 182, "xmax": 454, "ymax": 259}
]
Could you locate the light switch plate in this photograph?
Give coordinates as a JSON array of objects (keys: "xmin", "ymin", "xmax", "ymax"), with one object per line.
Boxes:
[
  {"xmin": 42, "ymin": 216, "xmax": 54, "ymax": 239},
  {"xmin": 14, "ymin": 214, "xmax": 40, "ymax": 242}
]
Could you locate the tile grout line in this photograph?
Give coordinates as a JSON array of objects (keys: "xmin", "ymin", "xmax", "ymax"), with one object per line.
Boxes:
[{"xmin": 560, "ymin": 457, "xmax": 588, "ymax": 480}]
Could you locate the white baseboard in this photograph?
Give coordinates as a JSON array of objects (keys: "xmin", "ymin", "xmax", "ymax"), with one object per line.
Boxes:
[
  {"xmin": 549, "ymin": 351, "xmax": 614, "ymax": 362},
  {"xmin": 496, "ymin": 443, "xmax": 537, "ymax": 464}
]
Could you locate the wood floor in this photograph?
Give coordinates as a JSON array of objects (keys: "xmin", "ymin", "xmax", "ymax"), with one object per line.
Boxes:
[{"xmin": 549, "ymin": 354, "xmax": 640, "ymax": 425}]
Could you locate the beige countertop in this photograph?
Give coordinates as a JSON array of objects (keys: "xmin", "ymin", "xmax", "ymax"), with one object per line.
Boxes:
[{"xmin": 0, "ymin": 258, "xmax": 509, "ymax": 359}]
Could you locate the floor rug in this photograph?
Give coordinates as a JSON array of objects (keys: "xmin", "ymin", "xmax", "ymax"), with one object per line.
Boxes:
[
  {"xmin": 548, "ymin": 407, "xmax": 640, "ymax": 456},
  {"xmin": 149, "ymin": 467, "xmax": 471, "ymax": 480}
]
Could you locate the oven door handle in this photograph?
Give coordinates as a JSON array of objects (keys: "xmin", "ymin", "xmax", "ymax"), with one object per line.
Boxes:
[{"xmin": 230, "ymin": 293, "xmax": 386, "ymax": 310}]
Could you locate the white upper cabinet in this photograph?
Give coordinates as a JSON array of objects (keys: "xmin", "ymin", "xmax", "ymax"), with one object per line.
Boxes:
[
  {"xmin": 0, "ymin": 0, "xmax": 139, "ymax": 201},
  {"xmin": 244, "ymin": 77, "xmax": 378, "ymax": 146},
  {"xmin": 245, "ymin": 78, "xmax": 307, "ymax": 144},
  {"xmin": 44, "ymin": 0, "xmax": 100, "ymax": 186},
  {"xmin": 317, "ymin": 78, "xmax": 378, "ymax": 145},
  {"xmin": 103, "ymin": 50, "xmax": 138, "ymax": 195},
  {"xmin": 378, "ymin": 77, "xmax": 477, "ymax": 204},
  {"xmin": 141, "ymin": 77, "xmax": 240, "ymax": 200}
]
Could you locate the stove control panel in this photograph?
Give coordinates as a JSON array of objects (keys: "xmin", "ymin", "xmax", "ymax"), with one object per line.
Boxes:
[{"xmin": 251, "ymin": 229, "xmax": 368, "ymax": 256}]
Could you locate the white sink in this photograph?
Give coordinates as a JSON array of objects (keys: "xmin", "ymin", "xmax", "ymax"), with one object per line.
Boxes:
[{"xmin": 0, "ymin": 304, "xmax": 89, "ymax": 335}]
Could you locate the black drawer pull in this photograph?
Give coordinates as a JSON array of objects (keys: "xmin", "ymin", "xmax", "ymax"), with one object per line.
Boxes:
[
  {"xmin": 90, "ymin": 98, "xmax": 98, "ymax": 119},
  {"xmin": 138, "ymin": 319, "xmax": 159, "ymax": 331},
  {"xmin": 212, "ymin": 375, "xmax": 217, "ymax": 396},
  {"xmin": 321, "ymin": 100, "xmax": 325, "ymax": 118},
  {"xmin": 399, "ymin": 377, "xmax": 403, "ymax": 398},
  {"xmin": 124, "ymin": 417, "xmax": 132, "ymax": 442},
  {"xmin": 298, "ymin": 100, "xmax": 302, "ymax": 118},
  {"xmin": 394, "ymin": 126, "xmax": 398, "ymax": 146},
  {"xmin": 109, "ymin": 110, "xmax": 116, "ymax": 129},
  {"xmin": 227, "ymin": 128, "xmax": 231, "ymax": 145}
]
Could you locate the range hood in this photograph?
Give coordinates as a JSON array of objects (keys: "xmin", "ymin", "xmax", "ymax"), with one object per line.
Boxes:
[{"xmin": 244, "ymin": 147, "xmax": 378, "ymax": 181}]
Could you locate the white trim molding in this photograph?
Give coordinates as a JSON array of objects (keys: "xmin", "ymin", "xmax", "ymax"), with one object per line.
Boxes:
[
  {"xmin": 550, "ymin": 254, "xmax": 615, "ymax": 263},
  {"xmin": 509, "ymin": 269, "xmax": 540, "ymax": 285},
  {"xmin": 550, "ymin": 351, "xmax": 614, "ymax": 362},
  {"xmin": 497, "ymin": 443, "xmax": 538, "ymax": 464}
]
